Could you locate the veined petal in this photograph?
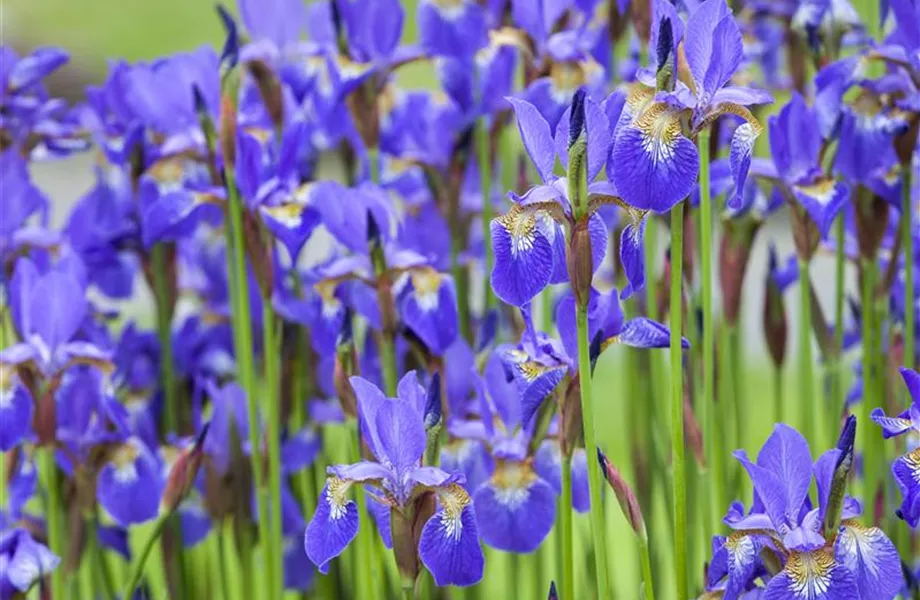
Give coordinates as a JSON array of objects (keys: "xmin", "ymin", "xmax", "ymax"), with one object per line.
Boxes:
[
  {"xmin": 619, "ymin": 216, "xmax": 647, "ymax": 300},
  {"xmin": 763, "ymin": 549, "xmax": 858, "ymax": 600},
  {"xmin": 727, "ymin": 123, "xmax": 760, "ymax": 211},
  {"xmin": 418, "ymin": 483, "xmax": 484, "ymax": 587},
  {"xmin": 507, "ymin": 97, "xmax": 556, "ymax": 183},
  {"xmin": 834, "ymin": 521, "xmax": 903, "ymax": 599},
  {"xmin": 6, "ymin": 532, "xmax": 61, "ymax": 592},
  {"xmin": 792, "ymin": 179, "xmax": 850, "ymax": 239},
  {"xmin": 97, "ymin": 438, "xmax": 163, "ymax": 527},
  {"xmin": 710, "ymin": 533, "xmax": 762, "ymax": 599},
  {"xmin": 711, "ymin": 86, "xmax": 774, "ymax": 107},
  {"xmin": 260, "ymin": 201, "xmax": 322, "ymax": 261},
  {"xmin": 870, "ymin": 408, "xmax": 913, "ymax": 438},
  {"xmin": 516, "ymin": 361, "xmax": 566, "ymax": 429},
  {"xmin": 900, "ymin": 367, "xmax": 920, "ymax": 402},
  {"xmin": 374, "ymin": 393, "xmax": 426, "ymax": 479},
  {"xmin": 611, "ymin": 103, "xmax": 699, "ymax": 213},
  {"xmin": 683, "ymin": 0, "xmax": 732, "ymax": 94},
  {"xmin": 328, "ymin": 461, "xmax": 392, "ymax": 483},
  {"xmin": 473, "ymin": 461, "xmax": 556, "ymax": 552},
  {"xmin": 141, "ymin": 190, "xmax": 219, "ymax": 249},
  {"xmin": 366, "ymin": 492, "xmax": 393, "ymax": 549},
  {"xmin": 702, "ymin": 11, "xmax": 744, "ymax": 97},
  {"xmin": 304, "ymin": 478, "xmax": 359, "ymax": 574},
  {"xmin": 608, "ymin": 317, "xmax": 685, "ymax": 350},
  {"xmin": 892, "ymin": 449, "xmax": 920, "ymax": 527},
  {"xmin": 490, "ymin": 208, "xmax": 554, "ymax": 306}
]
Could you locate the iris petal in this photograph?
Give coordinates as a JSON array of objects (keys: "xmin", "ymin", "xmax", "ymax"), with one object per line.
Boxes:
[
  {"xmin": 418, "ymin": 484, "xmax": 485, "ymax": 586},
  {"xmin": 490, "ymin": 209, "xmax": 555, "ymax": 306},
  {"xmin": 792, "ymin": 179, "xmax": 850, "ymax": 239},
  {"xmin": 473, "ymin": 462, "xmax": 556, "ymax": 552},
  {"xmin": 304, "ymin": 478, "xmax": 359, "ymax": 574},
  {"xmin": 834, "ymin": 521, "xmax": 903, "ymax": 599}
]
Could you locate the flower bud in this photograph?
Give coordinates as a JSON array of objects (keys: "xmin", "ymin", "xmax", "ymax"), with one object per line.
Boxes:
[
  {"xmin": 597, "ymin": 448, "xmax": 646, "ymax": 538},
  {"xmin": 547, "ymin": 581, "xmax": 559, "ymax": 600},
  {"xmin": 567, "ymin": 219, "xmax": 594, "ymax": 309},
  {"xmin": 762, "ymin": 245, "xmax": 788, "ymax": 370},
  {"xmin": 655, "ymin": 18, "xmax": 674, "ymax": 92},
  {"xmin": 560, "ymin": 376, "xmax": 583, "ymax": 458},
  {"xmin": 719, "ymin": 218, "xmax": 758, "ymax": 327},
  {"xmin": 390, "ymin": 508, "xmax": 421, "ymax": 585},
  {"xmin": 854, "ymin": 188, "xmax": 889, "ymax": 260},
  {"xmin": 790, "ymin": 204, "xmax": 820, "ymax": 262},
  {"xmin": 894, "ymin": 114, "xmax": 920, "ymax": 166},
  {"xmin": 161, "ymin": 425, "xmax": 209, "ymax": 516},
  {"xmin": 246, "ymin": 59, "xmax": 284, "ymax": 133},
  {"xmin": 823, "ymin": 415, "xmax": 856, "ymax": 536},
  {"xmin": 219, "ymin": 72, "xmax": 240, "ymax": 167}
]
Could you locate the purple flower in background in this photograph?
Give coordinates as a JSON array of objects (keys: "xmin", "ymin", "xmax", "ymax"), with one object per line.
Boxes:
[
  {"xmin": 304, "ymin": 372, "xmax": 484, "ymax": 586},
  {"xmin": 872, "ymin": 368, "xmax": 920, "ymax": 527},
  {"xmin": 97, "ymin": 437, "xmax": 164, "ymax": 527},
  {"xmin": 768, "ymin": 94, "xmax": 849, "ymax": 238},
  {"xmin": 0, "ymin": 528, "xmax": 60, "ymax": 597},
  {"xmin": 418, "ymin": 0, "xmax": 488, "ymax": 60},
  {"xmin": 0, "ymin": 256, "xmax": 110, "ymax": 377},
  {"xmin": 0, "ymin": 371, "xmax": 34, "ymax": 451}
]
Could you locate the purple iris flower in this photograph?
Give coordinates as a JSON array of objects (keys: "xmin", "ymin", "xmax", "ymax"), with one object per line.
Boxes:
[
  {"xmin": 707, "ymin": 421, "xmax": 903, "ymax": 599},
  {"xmin": 305, "ymin": 372, "xmax": 485, "ymax": 587},
  {"xmin": 444, "ymin": 354, "xmax": 558, "ymax": 553},
  {"xmin": 1, "ymin": 256, "xmax": 110, "ymax": 377},
  {"xmin": 489, "ymin": 92, "xmax": 612, "ymax": 307},
  {"xmin": 418, "ymin": 0, "xmax": 488, "ymax": 60},
  {"xmin": 767, "ymin": 94, "xmax": 850, "ymax": 238},
  {"xmin": 97, "ymin": 436, "xmax": 164, "ymax": 527},
  {"xmin": 612, "ymin": 0, "xmax": 772, "ymax": 216},
  {"xmin": 0, "ymin": 371, "xmax": 34, "ymax": 451},
  {"xmin": 0, "ymin": 151, "xmax": 52, "ymax": 261},
  {"xmin": 0, "ymin": 528, "xmax": 60, "ymax": 598},
  {"xmin": 871, "ymin": 368, "xmax": 920, "ymax": 527}
]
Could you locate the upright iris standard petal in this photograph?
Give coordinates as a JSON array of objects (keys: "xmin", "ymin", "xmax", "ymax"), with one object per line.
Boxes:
[
  {"xmin": 682, "ymin": 0, "xmax": 732, "ymax": 94},
  {"xmin": 373, "ymin": 393, "xmax": 427, "ymax": 477},
  {"xmin": 418, "ymin": 0, "xmax": 487, "ymax": 60},
  {"xmin": 97, "ymin": 438, "xmax": 163, "ymax": 527},
  {"xmin": 418, "ymin": 484, "xmax": 485, "ymax": 587},
  {"xmin": 611, "ymin": 103, "xmax": 700, "ymax": 213},
  {"xmin": 472, "ymin": 461, "xmax": 556, "ymax": 552},
  {"xmin": 763, "ymin": 550, "xmax": 859, "ymax": 600},
  {"xmin": 304, "ymin": 478, "xmax": 360, "ymax": 574},
  {"xmin": 619, "ymin": 216, "xmax": 647, "ymax": 300},
  {"xmin": 506, "ymin": 97, "xmax": 557, "ymax": 184},
  {"xmin": 0, "ymin": 380, "xmax": 33, "ymax": 451},
  {"xmin": 900, "ymin": 367, "xmax": 920, "ymax": 400},
  {"xmin": 792, "ymin": 179, "xmax": 850, "ymax": 239},
  {"xmin": 834, "ymin": 521, "xmax": 903, "ymax": 599},
  {"xmin": 490, "ymin": 207, "xmax": 555, "ymax": 306},
  {"xmin": 756, "ymin": 424, "xmax": 814, "ymax": 522}
]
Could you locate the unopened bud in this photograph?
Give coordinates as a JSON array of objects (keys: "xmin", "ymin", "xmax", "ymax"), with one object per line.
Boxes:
[
  {"xmin": 824, "ymin": 415, "xmax": 856, "ymax": 536},
  {"xmin": 719, "ymin": 219, "xmax": 758, "ymax": 326},
  {"xmin": 161, "ymin": 425, "xmax": 209, "ymax": 515},
  {"xmin": 567, "ymin": 220, "xmax": 594, "ymax": 308},
  {"xmin": 216, "ymin": 5, "xmax": 240, "ymax": 74},
  {"xmin": 597, "ymin": 448, "xmax": 646, "ymax": 538},
  {"xmin": 762, "ymin": 245, "xmax": 788, "ymax": 370},
  {"xmin": 423, "ymin": 373, "xmax": 442, "ymax": 432},
  {"xmin": 568, "ymin": 88, "xmax": 587, "ymax": 151},
  {"xmin": 390, "ymin": 508, "xmax": 421, "ymax": 585},
  {"xmin": 789, "ymin": 204, "xmax": 820, "ymax": 262},
  {"xmin": 547, "ymin": 581, "xmax": 558, "ymax": 600},
  {"xmin": 219, "ymin": 72, "xmax": 240, "ymax": 166},
  {"xmin": 655, "ymin": 18, "xmax": 674, "ymax": 92},
  {"xmin": 246, "ymin": 59, "xmax": 284, "ymax": 133},
  {"xmin": 854, "ymin": 188, "xmax": 889, "ymax": 260},
  {"xmin": 894, "ymin": 114, "xmax": 920, "ymax": 166},
  {"xmin": 560, "ymin": 376, "xmax": 583, "ymax": 458}
]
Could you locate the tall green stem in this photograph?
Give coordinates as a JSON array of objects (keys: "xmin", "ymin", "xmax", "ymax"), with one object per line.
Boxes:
[
  {"xmin": 637, "ymin": 531, "xmax": 655, "ymax": 600},
  {"xmin": 670, "ymin": 202, "xmax": 688, "ymax": 600},
  {"xmin": 152, "ymin": 244, "xmax": 177, "ymax": 433},
  {"xmin": 262, "ymin": 305, "xmax": 284, "ymax": 600},
  {"xmin": 860, "ymin": 259, "xmax": 883, "ymax": 504},
  {"xmin": 833, "ymin": 216, "xmax": 846, "ymax": 433},
  {"xmin": 39, "ymin": 448, "xmax": 65, "ymax": 599},
  {"xmin": 774, "ymin": 367, "xmax": 784, "ymax": 423},
  {"xmin": 224, "ymin": 166, "xmax": 274, "ymax": 589},
  {"xmin": 697, "ymin": 130, "xmax": 718, "ymax": 538},
  {"xmin": 576, "ymin": 305, "xmax": 611, "ymax": 598},
  {"xmin": 477, "ymin": 118, "xmax": 496, "ymax": 312},
  {"xmin": 349, "ymin": 419, "xmax": 380, "ymax": 600},
  {"xmin": 122, "ymin": 512, "xmax": 169, "ymax": 599},
  {"xmin": 559, "ymin": 454, "xmax": 575, "ymax": 600},
  {"xmin": 903, "ymin": 163, "xmax": 915, "ymax": 370},
  {"xmin": 798, "ymin": 259, "xmax": 818, "ymax": 448}
]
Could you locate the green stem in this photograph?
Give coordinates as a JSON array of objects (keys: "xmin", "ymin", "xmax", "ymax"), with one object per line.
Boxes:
[
  {"xmin": 798, "ymin": 260, "xmax": 817, "ymax": 447},
  {"xmin": 152, "ymin": 244, "xmax": 177, "ymax": 433},
  {"xmin": 262, "ymin": 305, "xmax": 284, "ymax": 600},
  {"xmin": 698, "ymin": 130, "xmax": 718, "ymax": 538},
  {"xmin": 903, "ymin": 163, "xmax": 915, "ymax": 370},
  {"xmin": 860, "ymin": 258, "xmax": 883, "ymax": 505},
  {"xmin": 223, "ymin": 166, "xmax": 273, "ymax": 589},
  {"xmin": 670, "ymin": 202, "xmax": 688, "ymax": 600},
  {"xmin": 559, "ymin": 454, "xmax": 575, "ymax": 600},
  {"xmin": 350, "ymin": 419, "xmax": 380, "ymax": 600},
  {"xmin": 637, "ymin": 532, "xmax": 655, "ymax": 600},
  {"xmin": 576, "ymin": 303, "xmax": 611, "ymax": 598},
  {"xmin": 39, "ymin": 447, "xmax": 65, "ymax": 599},
  {"xmin": 477, "ymin": 118, "xmax": 496, "ymax": 312},
  {"xmin": 122, "ymin": 512, "xmax": 169, "ymax": 599},
  {"xmin": 833, "ymin": 215, "xmax": 846, "ymax": 439},
  {"xmin": 774, "ymin": 367, "xmax": 784, "ymax": 424}
]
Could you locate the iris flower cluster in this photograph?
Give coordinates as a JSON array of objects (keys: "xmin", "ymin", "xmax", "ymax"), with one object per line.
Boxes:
[{"xmin": 1, "ymin": 0, "xmax": 919, "ymax": 599}]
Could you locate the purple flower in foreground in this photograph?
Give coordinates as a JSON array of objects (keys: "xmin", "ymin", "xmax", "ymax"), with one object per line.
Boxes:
[
  {"xmin": 872, "ymin": 367, "xmax": 920, "ymax": 527},
  {"xmin": 705, "ymin": 420, "xmax": 903, "ymax": 599},
  {"xmin": 304, "ymin": 372, "xmax": 484, "ymax": 587}
]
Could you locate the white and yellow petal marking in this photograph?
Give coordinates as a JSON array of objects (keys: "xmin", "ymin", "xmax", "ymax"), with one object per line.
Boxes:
[
  {"xmin": 497, "ymin": 207, "xmax": 539, "ymax": 258},
  {"xmin": 263, "ymin": 202, "xmax": 305, "ymax": 229},
  {"xmin": 786, "ymin": 549, "xmax": 835, "ymax": 599},
  {"xmin": 410, "ymin": 268, "xmax": 443, "ymax": 312},
  {"xmin": 316, "ymin": 280, "xmax": 343, "ymax": 320},
  {"xmin": 902, "ymin": 447, "xmax": 920, "ymax": 484},
  {"xmin": 491, "ymin": 461, "xmax": 537, "ymax": 510},
  {"xmin": 111, "ymin": 440, "xmax": 142, "ymax": 483},
  {"xmin": 836, "ymin": 521, "xmax": 886, "ymax": 578},
  {"xmin": 725, "ymin": 533, "xmax": 757, "ymax": 575},
  {"xmin": 326, "ymin": 476, "xmax": 354, "ymax": 521},
  {"xmin": 795, "ymin": 179, "xmax": 839, "ymax": 207},
  {"xmin": 437, "ymin": 483, "xmax": 471, "ymax": 541},
  {"xmin": 633, "ymin": 102, "xmax": 686, "ymax": 165}
]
